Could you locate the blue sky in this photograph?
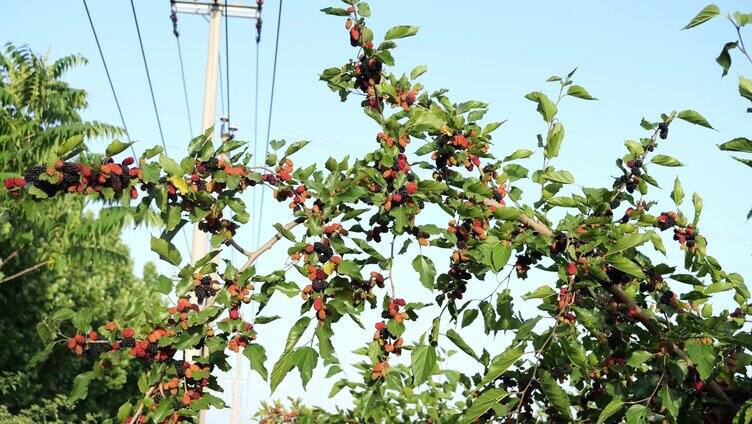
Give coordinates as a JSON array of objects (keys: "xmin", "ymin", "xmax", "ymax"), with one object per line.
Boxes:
[{"xmin": 4, "ymin": 1, "xmax": 752, "ymax": 421}]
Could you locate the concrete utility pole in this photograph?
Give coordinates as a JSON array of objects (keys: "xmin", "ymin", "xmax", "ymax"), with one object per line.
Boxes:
[{"xmin": 170, "ymin": 2, "xmax": 260, "ymax": 423}]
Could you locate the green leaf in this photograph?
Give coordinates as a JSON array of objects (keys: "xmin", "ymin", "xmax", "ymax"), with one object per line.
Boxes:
[
  {"xmin": 608, "ymin": 233, "xmax": 649, "ymax": 255},
  {"xmin": 739, "ymin": 75, "xmax": 752, "ymax": 102},
  {"xmin": 293, "ymin": 346, "xmax": 318, "ymax": 389},
  {"xmin": 284, "ymin": 316, "xmax": 312, "ymax": 353},
  {"xmin": 539, "ymin": 370, "xmax": 573, "ymax": 420},
  {"xmin": 566, "ymin": 85, "xmax": 597, "ymax": 100},
  {"xmin": 461, "ymin": 309, "xmax": 479, "ymax": 327},
  {"xmin": 627, "ymin": 350, "xmax": 653, "ymax": 368},
  {"xmin": 491, "ymin": 243, "xmax": 511, "ymax": 273},
  {"xmin": 269, "ymin": 351, "xmax": 297, "ymax": 392},
  {"xmin": 320, "ymin": 7, "xmax": 350, "ymax": 16},
  {"xmin": 479, "ymin": 301, "xmax": 495, "ymax": 334},
  {"xmin": 522, "ymin": 285, "xmax": 556, "ymax": 300},
  {"xmin": 446, "ymin": 329, "xmax": 478, "ymax": 360},
  {"xmin": 459, "ymin": 388, "xmax": 508, "ymax": 424},
  {"xmin": 677, "ymin": 109, "xmax": 714, "ymax": 129},
  {"xmin": 412, "ymin": 255, "xmax": 436, "ymax": 289},
  {"xmin": 384, "ymin": 25, "xmax": 419, "ymax": 40},
  {"xmin": 254, "ymin": 315, "xmax": 280, "ymax": 324},
  {"xmin": 672, "ymin": 177, "xmax": 685, "ymax": 205},
  {"xmin": 503, "ymin": 149, "xmax": 534, "ymax": 161},
  {"xmin": 150, "ymin": 237, "xmax": 181, "ymax": 266},
  {"xmin": 626, "ymin": 404, "xmax": 649, "ymax": 424},
  {"xmin": 411, "ymin": 344, "xmax": 437, "ymax": 385},
  {"xmin": 719, "ymin": 137, "xmax": 752, "ymax": 153},
  {"xmin": 716, "ymin": 41, "xmax": 738, "ymax": 77},
  {"xmin": 544, "ymin": 123, "xmax": 565, "ymax": 160},
  {"xmin": 68, "ymin": 371, "xmax": 93, "ymax": 404},
  {"xmin": 105, "ymin": 139, "xmax": 134, "ymax": 157},
  {"xmin": 154, "ymin": 275, "xmax": 173, "ymax": 294},
  {"xmin": 525, "ymin": 91, "xmax": 557, "ymax": 122},
  {"xmin": 356, "ymin": 2, "xmax": 370, "ymax": 17},
  {"xmin": 685, "ymin": 340, "xmax": 715, "ymax": 380},
  {"xmin": 606, "ymin": 255, "xmax": 646, "ymax": 279},
  {"xmin": 682, "ymin": 4, "xmax": 720, "ymax": 29},
  {"xmin": 315, "ymin": 323, "xmax": 337, "ymax": 364},
  {"xmin": 596, "ymin": 398, "xmax": 624, "ymax": 424},
  {"xmin": 243, "ymin": 344, "xmax": 269, "ymax": 380},
  {"xmin": 284, "ymin": 140, "xmax": 310, "ymax": 157},
  {"xmin": 159, "ymin": 154, "xmax": 184, "ymax": 176},
  {"xmin": 410, "ymin": 65, "xmax": 427, "ymax": 79},
  {"xmin": 480, "ymin": 346, "xmax": 523, "ymax": 386},
  {"xmin": 658, "ymin": 387, "xmax": 682, "ymax": 422},
  {"xmin": 56, "ymin": 134, "xmax": 84, "ymax": 156},
  {"xmin": 651, "ymin": 155, "xmax": 683, "ymax": 167},
  {"xmin": 693, "ymin": 192, "xmax": 703, "ymax": 226},
  {"xmin": 541, "ymin": 169, "xmax": 575, "ymax": 184}
]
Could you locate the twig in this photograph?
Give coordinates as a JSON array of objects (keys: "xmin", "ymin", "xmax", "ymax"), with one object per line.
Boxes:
[
  {"xmin": 227, "ymin": 238, "xmax": 250, "ymax": 257},
  {"xmin": 1, "ymin": 250, "xmax": 18, "ymax": 266},
  {"xmin": 0, "ymin": 259, "xmax": 48, "ymax": 284},
  {"xmin": 239, "ymin": 217, "xmax": 304, "ymax": 272}
]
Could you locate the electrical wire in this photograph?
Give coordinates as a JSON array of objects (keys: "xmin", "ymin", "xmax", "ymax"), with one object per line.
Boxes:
[
  {"xmin": 175, "ymin": 38, "xmax": 194, "ymax": 137},
  {"xmin": 129, "ymin": 0, "xmax": 168, "ymax": 151},
  {"xmin": 255, "ymin": 0, "xmax": 283, "ymax": 247},
  {"xmin": 81, "ymin": 0, "xmax": 138, "ymax": 158}
]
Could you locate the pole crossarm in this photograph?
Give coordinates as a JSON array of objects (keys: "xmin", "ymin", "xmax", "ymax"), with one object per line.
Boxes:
[{"xmin": 172, "ymin": 1, "xmax": 259, "ymax": 19}]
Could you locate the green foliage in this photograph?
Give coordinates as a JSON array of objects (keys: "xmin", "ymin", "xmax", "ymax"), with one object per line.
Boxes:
[
  {"xmin": 0, "ymin": 42, "xmax": 156, "ymax": 421},
  {"xmin": 4, "ymin": 3, "xmax": 752, "ymax": 424}
]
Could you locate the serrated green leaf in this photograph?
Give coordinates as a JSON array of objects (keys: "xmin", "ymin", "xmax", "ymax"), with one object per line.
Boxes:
[
  {"xmin": 384, "ymin": 25, "xmax": 419, "ymax": 40},
  {"xmin": 651, "ymin": 155, "xmax": 683, "ymax": 167},
  {"xmin": 677, "ymin": 109, "xmax": 714, "ymax": 129},
  {"xmin": 459, "ymin": 388, "xmax": 508, "ymax": 424},
  {"xmin": 682, "ymin": 4, "xmax": 720, "ymax": 30},
  {"xmin": 597, "ymin": 398, "xmax": 624, "ymax": 424},
  {"xmin": 446, "ymin": 329, "xmax": 478, "ymax": 360},
  {"xmin": 525, "ymin": 91, "xmax": 557, "ymax": 122},
  {"xmin": 243, "ymin": 344, "xmax": 269, "ymax": 380},
  {"xmin": 411, "ymin": 344, "xmax": 437, "ymax": 385},
  {"xmin": 539, "ymin": 370, "xmax": 573, "ymax": 420},
  {"xmin": 480, "ymin": 346, "xmax": 523, "ymax": 386},
  {"xmin": 566, "ymin": 85, "xmax": 597, "ymax": 100},
  {"xmin": 412, "ymin": 255, "xmax": 436, "ymax": 289},
  {"xmin": 672, "ymin": 177, "xmax": 684, "ymax": 205},
  {"xmin": 606, "ymin": 255, "xmax": 646, "ymax": 279}
]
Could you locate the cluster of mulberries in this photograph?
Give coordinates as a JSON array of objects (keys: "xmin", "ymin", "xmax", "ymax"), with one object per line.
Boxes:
[
  {"xmin": 656, "ymin": 211, "xmax": 678, "ymax": 231},
  {"xmin": 370, "ymin": 298, "xmax": 408, "ymax": 380},
  {"xmin": 658, "ymin": 122, "xmax": 669, "ymax": 139},
  {"xmin": 194, "ymin": 275, "xmax": 219, "ymax": 304},
  {"xmin": 673, "ymin": 225, "xmax": 697, "ymax": 248}
]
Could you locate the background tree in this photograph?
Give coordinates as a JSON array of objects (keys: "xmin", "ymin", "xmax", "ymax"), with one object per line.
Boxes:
[{"xmin": 0, "ymin": 43, "xmax": 159, "ymax": 423}]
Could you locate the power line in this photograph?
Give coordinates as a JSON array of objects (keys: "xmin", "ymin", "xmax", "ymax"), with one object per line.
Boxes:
[
  {"xmin": 170, "ymin": 11, "xmax": 194, "ymax": 137},
  {"xmin": 129, "ymin": 0, "xmax": 168, "ymax": 151},
  {"xmin": 81, "ymin": 0, "xmax": 138, "ymax": 158},
  {"xmin": 256, "ymin": 0, "xmax": 283, "ymax": 247}
]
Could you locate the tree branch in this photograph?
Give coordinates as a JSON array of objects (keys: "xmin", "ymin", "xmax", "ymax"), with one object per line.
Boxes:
[
  {"xmin": 0, "ymin": 259, "xmax": 48, "ymax": 284},
  {"xmin": 226, "ymin": 238, "xmax": 250, "ymax": 257},
  {"xmin": 239, "ymin": 217, "xmax": 304, "ymax": 272}
]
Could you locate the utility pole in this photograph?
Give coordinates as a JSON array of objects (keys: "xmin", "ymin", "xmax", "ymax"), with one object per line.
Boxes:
[{"xmin": 170, "ymin": 2, "xmax": 261, "ymax": 423}]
